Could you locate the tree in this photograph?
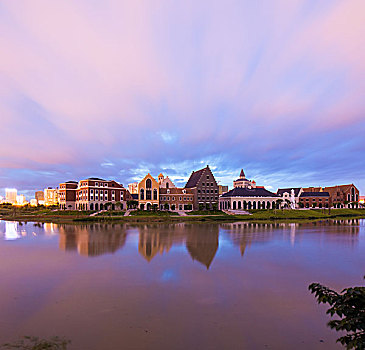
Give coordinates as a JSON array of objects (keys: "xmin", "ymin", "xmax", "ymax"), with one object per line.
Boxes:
[
  {"xmin": 164, "ymin": 203, "xmax": 169, "ymax": 211},
  {"xmin": 312, "ymin": 202, "xmax": 317, "ymax": 208},
  {"xmin": 308, "ymin": 277, "xmax": 365, "ymax": 349},
  {"xmin": 199, "ymin": 203, "xmax": 205, "ymax": 211},
  {"xmin": 212, "ymin": 203, "xmax": 218, "ymax": 211},
  {"xmin": 276, "ymin": 199, "xmax": 283, "ymax": 210},
  {"xmin": 152, "ymin": 204, "xmax": 158, "ymax": 212}
]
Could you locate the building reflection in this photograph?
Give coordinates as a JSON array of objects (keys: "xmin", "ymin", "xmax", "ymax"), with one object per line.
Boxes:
[
  {"xmin": 220, "ymin": 222, "xmax": 275, "ymax": 256},
  {"xmin": 58, "ymin": 223, "xmax": 127, "ymax": 257},
  {"xmin": 136, "ymin": 223, "xmax": 219, "ymax": 269}
]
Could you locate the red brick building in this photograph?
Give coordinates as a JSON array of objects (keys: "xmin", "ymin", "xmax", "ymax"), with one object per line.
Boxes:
[
  {"xmin": 59, "ymin": 181, "xmax": 78, "ymax": 210},
  {"xmin": 59, "ymin": 177, "xmax": 132, "ymax": 211},
  {"xmin": 159, "ymin": 187, "xmax": 194, "ymax": 211},
  {"xmin": 299, "ymin": 191, "xmax": 330, "ymax": 208},
  {"xmin": 324, "ymin": 184, "xmax": 359, "ymax": 208}
]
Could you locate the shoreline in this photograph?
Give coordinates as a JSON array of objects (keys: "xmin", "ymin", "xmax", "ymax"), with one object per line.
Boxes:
[{"xmin": 1, "ymin": 208, "xmax": 365, "ymax": 225}]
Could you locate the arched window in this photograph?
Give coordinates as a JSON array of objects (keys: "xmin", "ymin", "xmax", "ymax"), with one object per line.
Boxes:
[
  {"xmin": 262, "ymin": 201, "xmax": 265, "ymax": 209},
  {"xmin": 166, "ymin": 182, "xmax": 169, "ymax": 189},
  {"xmin": 238, "ymin": 201, "xmax": 242, "ymax": 209},
  {"xmin": 248, "ymin": 201, "xmax": 252, "ymax": 210},
  {"xmin": 140, "ymin": 188, "xmax": 145, "ymax": 200},
  {"xmin": 153, "ymin": 189, "xmax": 158, "ymax": 200},
  {"xmin": 233, "ymin": 201, "xmax": 236, "ymax": 210},
  {"xmin": 258, "ymin": 202, "xmax": 261, "ymax": 209},
  {"xmin": 146, "ymin": 190, "xmax": 152, "ymax": 200},
  {"xmin": 267, "ymin": 201, "xmax": 270, "ymax": 209},
  {"xmin": 146, "ymin": 179, "xmax": 152, "ymax": 188},
  {"xmin": 253, "ymin": 202, "xmax": 256, "ymax": 209}
]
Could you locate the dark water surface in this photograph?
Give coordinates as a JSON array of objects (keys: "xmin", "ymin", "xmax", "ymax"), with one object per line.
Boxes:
[{"xmin": 0, "ymin": 220, "xmax": 364, "ymax": 350}]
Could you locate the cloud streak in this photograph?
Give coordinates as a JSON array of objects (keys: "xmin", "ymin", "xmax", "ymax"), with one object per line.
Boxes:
[{"xmin": 0, "ymin": 0, "xmax": 364, "ymax": 195}]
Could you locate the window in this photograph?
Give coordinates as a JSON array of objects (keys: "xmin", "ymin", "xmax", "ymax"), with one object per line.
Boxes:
[
  {"xmin": 202, "ymin": 182, "xmax": 205, "ymax": 186},
  {"xmin": 215, "ymin": 190, "xmax": 218, "ymax": 193},
  {"xmin": 153, "ymin": 189, "xmax": 158, "ymax": 200},
  {"xmin": 146, "ymin": 179, "xmax": 152, "ymax": 188},
  {"xmin": 172, "ymin": 196, "xmax": 175, "ymax": 201},
  {"xmin": 179, "ymin": 196, "xmax": 182, "ymax": 201},
  {"xmin": 166, "ymin": 183, "xmax": 169, "ymax": 189},
  {"xmin": 146, "ymin": 190, "xmax": 151, "ymax": 200},
  {"xmin": 202, "ymin": 190, "xmax": 205, "ymax": 193},
  {"xmin": 206, "ymin": 175, "xmax": 209, "ymax": 179},
  {"xmin": 121, "ymin": 192, "xmax": 123, "ymax": 200},
  {"xmin": 167, "ymin": 189, "xmax": 170, "ymax": 194},
  {"xmin": 211, "ymin": 183, "xmax": 213, "ymax": 186},
  {"xmin": 95, "ymin": 182, "xmax": 98, "ymax": 187},
  {"xmin": 140, "ymin": 189, "xmax": 144, "ymax": 200},
  {"xmin": 183, "ymin": 189, "xmax": 186, "ymax": 194},
  {"xmin": 167, "ymin": 196, "xmax": 170, "ymax": 201},
  {"xmin": 198, "ymin": 189, "xmax": 201, "ymax": 193}
]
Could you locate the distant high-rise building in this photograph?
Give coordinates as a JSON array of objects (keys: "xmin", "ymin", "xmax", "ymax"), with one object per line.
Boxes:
[
  {"xmin": 5, "ymin": 188, "xmax": 17, "ymax": 204},
  {"xmin": 16, "ymin": 195, "xmax": 26, "ymax": 205},
  {"xmin": 35, "ymin": 191, "xmax": 44, "ymax": 202},
  {"xmin": 44, "ymin": 188, "xmax": 59, "ymax": 206}
]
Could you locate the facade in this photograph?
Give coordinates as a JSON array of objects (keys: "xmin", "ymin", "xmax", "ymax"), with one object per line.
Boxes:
[
  {"xmin": 5, "ymin": 188, "xmax": 17, "ymax": 204},
  {"xmin": 158, "ymin": 173, "xmax": 176, "ymax": 189},
  {"xmin": 220, "ymin": 187, "xmax": 279, "ymax": 210},
  {"xmin": 277, "ymin": 188, "xmax": 303, "ymax": 209},
  {"xmin": 59, "ymin": 181, "xmax": 78, "ymax": 210},
  {"xmin": 220, "ymin": 169, "xmax": 279, "ymax": 210},
  {"xmin": 324, "ymin": 184, "xmax": 359, "ymax": 208},
  {"xmin": 159, "ymin": 187, "xmax": 194, "ymax": 211},
  {"xmin": 44, "ymin": 188, "xmax": 59, "ymax": 206},
  {"xmin": 59, "ymin": 178, "xmax": 132, "ymax": 211},
  {"xmin": 185, "ymin": 166, "xmax": 219, "ymax": 210},
  {"xmin": 138, "ymin": 174, "xmax": 159, "ymax": 210},
  {"xmin": 299, "ymin": 191, "xmax": 330, "ymax": 208}
]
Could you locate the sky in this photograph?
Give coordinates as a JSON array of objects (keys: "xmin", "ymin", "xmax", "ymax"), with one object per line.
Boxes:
[{"xmin": 0, "ymin": 0, "xmax": 364, "ymax": 198}]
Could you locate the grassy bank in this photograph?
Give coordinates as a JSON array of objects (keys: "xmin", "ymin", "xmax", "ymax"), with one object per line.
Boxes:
[{"xmin": 1, "ymin": 206, "xmax": 365, "ymax": 224}]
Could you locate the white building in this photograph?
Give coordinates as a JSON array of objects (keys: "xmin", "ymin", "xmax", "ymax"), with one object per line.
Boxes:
[
  {"xmin": 5, "ymin": 188, "xmax": 17, "ymax": 204},
  {"xmin": 16, "ymin": 195, "xmax": 27, "ymax": 205},
  {"xmin": 219, "ymin": 169, "xmax": 279, "ymax": 211}
]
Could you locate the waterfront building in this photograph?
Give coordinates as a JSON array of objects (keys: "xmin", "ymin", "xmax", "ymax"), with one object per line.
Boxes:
[
  {"xmin": 219, "ymin": 169, "xmax": 279, "ymax": 210},
  {"xmin": 277, "ymin": 188, "xmax": 303, "ymax": 209},
  {"xmin": 59, "ymin": 181, "xmax": 78, "ymax": 210},
  {"xmin": 299, "ymin": 191, "xmax": 330, "ymax": 208},
  {"xmin": 159, "ymin": 187, "xmax": 194, "ymax": 211},
  {"xmin": 359, "ymin": 196, "xmax": 365, "ymax": 207},
  {"xmin": 59, "ymin": 178, "xmax": 132, "ymax": 211},
  {"xmin": 5, "ymin": 188, "xmax": 17, "ymax": 204},
  {"xmin": 30, "ymin": 199, "xmax": 38, "ymax": 206},
  {"xmin": 185, "ymin": 165, "xmax": 219, "ymax": 210},
  {"xmin": 324, "ymin": 184, "xmax": 359, "ymax": 208},
  {"xmin": 44, "ymin": 188, "xmax": 59, "ymax": 206},
  {"xmin": 128, "ymin": 182, "xmax": 138, "ymax": 194},
  {"xmin": 138, "ymin": 174, "xmax": 159, "ymax": 210},
  {"xmin": 158, "ymin": 173, "xmax": 176, "ymax": 189}
]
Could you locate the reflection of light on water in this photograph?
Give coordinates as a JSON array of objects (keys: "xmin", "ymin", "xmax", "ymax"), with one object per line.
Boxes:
[
  {"xmin": 5, "ymin": 222, "xmax": 20, "ymax": 240},
  {"xmin": 290, "ymin": 223, "xmax": 296, "ymax": 246},
  {"xmin": 44, "ymin": 223, "xmax": 58, "ymax": 235}
]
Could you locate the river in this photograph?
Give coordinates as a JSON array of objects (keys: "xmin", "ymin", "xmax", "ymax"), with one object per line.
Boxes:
[{"xmin": 0, "ymin": 220, "xmax": 364, "ymax": 349}]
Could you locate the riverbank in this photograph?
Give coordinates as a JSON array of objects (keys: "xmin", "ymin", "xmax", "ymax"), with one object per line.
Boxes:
[{"xmin": 1, "ymin": 207, "xmax": 365, "ymax": 224}]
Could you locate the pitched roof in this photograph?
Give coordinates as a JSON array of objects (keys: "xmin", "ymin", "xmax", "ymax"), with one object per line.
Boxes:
[
  {"xmin": 221, "ymin": 187, "xmax": 279, "ymax": 198},
  {"xmin": 300, "ymin": 192, "xmax": 330, "ymax": 197},
  {"xmin": 185, "ymin": 168, "xmax": 206, "ymax": 188},
  {"xmin": 277, "ymin": 188, "xmax": 302, "ymax": 196},
  {"xmin": 88, "ymin": 177, "xmax": 105, "ymax": 181}
]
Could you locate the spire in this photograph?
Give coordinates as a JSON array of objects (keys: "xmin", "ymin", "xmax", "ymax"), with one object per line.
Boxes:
[{"xmin": 240, "ymin": 169, "xmax": 245, "ymax": 178}]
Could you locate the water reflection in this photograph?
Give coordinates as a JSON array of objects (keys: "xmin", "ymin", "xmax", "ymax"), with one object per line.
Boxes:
[
  {"xmin": 58, "ymin": 224, "xmax": 127, "ymax": 257},
  {"xmin": 0, "ymin": 220, "xmax": 361, "ymax": 266}
]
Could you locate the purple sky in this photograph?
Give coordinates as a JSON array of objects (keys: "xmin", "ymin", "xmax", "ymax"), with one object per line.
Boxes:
[{"xmin": 0, "ymin": 0, "xmax": 364, "ymax": 198}]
